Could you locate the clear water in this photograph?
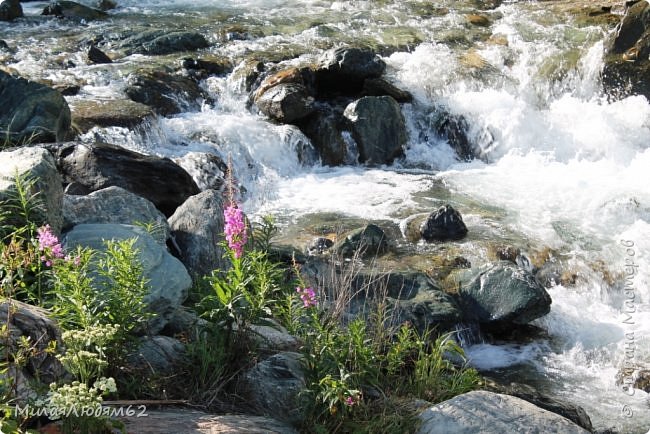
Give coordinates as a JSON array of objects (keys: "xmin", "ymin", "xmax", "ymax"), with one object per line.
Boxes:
[{"xmin": 2, "ymin": 1, "xmax": 649, "ymax": 431}]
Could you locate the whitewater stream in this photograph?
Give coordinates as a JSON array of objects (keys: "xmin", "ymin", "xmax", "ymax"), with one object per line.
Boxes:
[{"xmin": 2, "ymin": 0, "xmax": 649, "ymax": 432}]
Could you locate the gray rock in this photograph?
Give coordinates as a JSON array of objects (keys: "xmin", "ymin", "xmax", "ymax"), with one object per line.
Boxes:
[
  {"xmin": 125, "ymin": 68, "xmax": 206, "ymax": 116},
  {"xmin": 0, "ymin": 0, "xmax": 22, "ymax": 21},
  {"xmin": 362, "ymin": 77, "xmax": 413, "ymax": 103},
  {"xmin": 161, "ymin": 306, "xmax": 208, "ymax": 338},
  {"xmin": 250, "ymin": 322, "xmax": 300, "ymax": 353},
  {"xmin": 417, "ymin": 390, "xmax": 589, "ymax": 434},
  {"xmin": 420, "ymin": 204, "xmax": 468, "ymax": 242},
  {"xmin": 50, "ymin": 142, "xmax": 200, "ymax": 217},
  {"xmin": 297, "ymin": 106, "xmax": 349, "ymax": 166},
  {"xmin": 436, "ymin": 112, "xmax": 491, "ymax": 162},
  {"xmin": 255, "ymin": 83, "xmax": 315, "ymax": 124},
  {"xmin": 62, "ymin": 186, "xmax": 170, "ymax": 243},
  {"xmin": 168, "ymin": 190, "xmax": 228, "ymax": 278},
  {"xmin": 70, "ymin": 99, "xmax": 154, "ymax": 133},
  {"xmin": 119, "ymin": 30, "xmax": 209, "ymax": 56},
  {"xmin": 0, "ymin": 70, "xmax": 72, "ymax": 145},
  {"xmin": 173, "ymin": 151, "xmax": 227, "ymax": 192},
  {"xmin": 0, "ymin": 147, "xmax": 64, "ymax": 233},
  {"xmin": 343, "ymin": 96, "xmax": 407, "ymax": 165},
  {"xmin": 393, "ymin": 290, "xmax": 463, "ymax": 334},
  {"xmin": 127, "ymin": 335, "xmax": 186, "ymax": 374},
  {"xmin": 317, "ymin": 47, "xmax": 385, "ymax": 95},
  {"xmin": 0, "ymin": 300, "xmax": 65, "ymax": 402},
  {"xmin": 306, "ymin": 236, "xmax": 334, "ymax": 255},
  {"xmin": 458, "ymin": 261, "xmax": 552, "ymax": 328},
  {"xmin": 119, "ymin": 409, "xmax": 298, "ymax": 434},
  {"xmin": 42, "ymin": 1, "xmax": 107, "ymax": 21},
  {"xmin": 333, "ymin": 223, "xmax": 388, "ymax": 258},
  {"xmin": 62, "ymin": 223, "xmax": 191, "ymax": 334},
  {"xmin": 241, "ymin": 352, "xmax": 306, "ymax": 424}
]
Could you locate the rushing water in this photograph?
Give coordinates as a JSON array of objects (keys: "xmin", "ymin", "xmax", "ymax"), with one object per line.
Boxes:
[{"xmin": 2, "ymin": 0, "xmax": 650, "ymax": 432}]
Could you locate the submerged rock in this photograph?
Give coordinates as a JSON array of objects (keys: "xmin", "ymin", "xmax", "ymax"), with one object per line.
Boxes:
[
  {"xmin": 419, "ymin": 204, "xmax": 468, "ymax": 242},
  {"xmin": 0, "ymin": 0, "xmax": 22, "ymax": 21},
  {"xmin": 50, "ymin": 142, "xmax": 200, "ymax": 217},
  {"xmin": 42, "ymin": 1, "xmax": 107, "ymax": 21},
  {"xmin": 344, "ymin": 96, "xmax": 407, "ymax": 165},
  {"xmin": 119, "ymin": 30, "xmax": 209, "ymax": 56},
  {"xmin": 0, "ymin": 70, "xmax": 72, "ymax": 145},
  {"xmin": 417, "ymin": 391, "xmax": 589, "ymax": 434},
  {"xmin": 125, "ymin": 68, "xmax": 206, "ymax": 116}
]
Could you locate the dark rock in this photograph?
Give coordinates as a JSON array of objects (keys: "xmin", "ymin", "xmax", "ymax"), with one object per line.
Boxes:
[
  {"xmin": 127, "ymin": 336, "xmax": 186, "ymax": 374},
  {"xmin": 0, "ymin": 70, "xmax": 72, "ymax": 145},
  {"xmin": 343, "ymin": 96, "xmax": 407, "ymax": 165},
  {"xmin": 87, "ymin": 45, "xmax": 112, "ymax": 64},
  {"xmin": 0, "ymin": 39, "xmax": 12, "ymax": 52},
  {"xmin": 42, "ymin": 1, "xmax": 107, "ymax": 21},
  {"xmin": 254, "ymin": 67, "xmax": 316, "ymax": 101},
  {"xmin": 602, "ymin": 1, "xmax": 650, "ymax": 100},
  {"xmin": 297, "ymin": 105, "xmax": 349, "ymax": 166},
  {"xmin": 437, "ymin": 112, "xmax": 492, "ymax": 161},
  {"xmin": 457, "ymin": 261, "xmax": 552, "ymax": 328},
  {"xmin": 161, "ymin": 306, "xmax": 208, "ymax": 338},
  {"xmin": 62, "ymin": 223, "xmax": 191, "ymax": 334},
  {"xmin": 241, "ymin": 352, "xmax": 306, "ymax": 424},
  {"xmin": 53, "ymin": 84, "xmax": 80, "ymax": 96},
  {"xmin": 168, "ymin": 189, "xmax": 229, "ymax": 279},
  {"xmin": 0, "ymin": 147, "xmax": 64, "ymax": 233},
  {"xmin": 96, "ymin": 0, "xmax": 116, "ymax": 11},
  {"xmin": 333, "ymin": 223, "xmax": 389, "ymax": 258},
  {"xmin": 119, "ymin": 30, "xmax": 209, "ymax": 56},
  {"xmin": 49, "ymin": 142, "xmax": 200, "ymax": 216},
  {"xmin": 420, "ymin": 205, "xmax": 468, "ymax": 242},
  {"xmin": 231, "ymin": 59, "xmax": 265, "ymax": 92},
  {"xmin": 0, "ymin": 0, "xmax": 22, "ymax": 21},
  {"xmin": 70, "ymin": 99, "xmax": 154, "ymax": 132},
  {"xmin": 316, "ymin": 47, "xmax": 386, "ymax": 96},
  {"xmin": 125, "ymin": 68, "xmax": 206, "ymax": 116},
  {"xmin": 255, "ymin": 82, "xmax": 315, "ymax": 123},
  {"xmin": 182, "ymin": 56, "xmax": 233, "ymax": 77},
  {"xmin": 0, "ymin": 300, "xmax": 65, "ymax": 402},
  {"xmin": 351, "ymin": 271, "xmax": 437, "ymax": 300},
  {"xmin": 173, "ymin": 151, "xmax": 227, "ymax": 192},
  {"xmin": 362, "ymin": 77, "xmax": 413, "ymax": 103},
  {"xmin": 393, "ymin": 289, "xmax": 463, "ymax": 334},
  {"xmin": 466, "ymin": 14, "xmax": 491, "ymax": 27},
  {"xmin": 62, "ymin": 186, "xmax": 170, "ymax": 242},
  {"xmin": 307, "ymin": 236, "xmax": 334, "ymax": 255}
]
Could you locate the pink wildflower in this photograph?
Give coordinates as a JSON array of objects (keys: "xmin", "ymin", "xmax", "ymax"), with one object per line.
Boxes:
[
  {"xmin": 345, "ymin": 396, "xmax": 355, "ymax": 406},
  {"xmin": 37, "ymin": 224, "xmax": 64, "ymax": 266},
  {"xmin": 296, "ymin": 286, "xmax": 317, "ymax": 308},
  {"xmin": 223, "ymin": 205, "xmax": 247, "ymax": 259}
]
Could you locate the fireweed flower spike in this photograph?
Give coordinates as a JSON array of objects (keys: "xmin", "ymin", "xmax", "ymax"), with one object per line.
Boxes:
[
  {"xmin": 296, "ymin": 286, "xmax": 318, "ymax": 308},
  {"xmin": 223, "ymin": 204, "xmax": 248, "ymax": 259},
  {"xmin": 37, "ymin": 224, "xmax": 64, "ymax": 266}
]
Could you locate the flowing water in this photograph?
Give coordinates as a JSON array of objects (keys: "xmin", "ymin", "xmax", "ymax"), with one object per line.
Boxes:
[{"xmin": 2, "ymin": 0, "xmax": 649, "ymax": 432}]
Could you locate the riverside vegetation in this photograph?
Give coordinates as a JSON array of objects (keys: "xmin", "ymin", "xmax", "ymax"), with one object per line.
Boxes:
[{"xmin": 0, "ymin": 173, "xmax": 479, "ymax": 434}]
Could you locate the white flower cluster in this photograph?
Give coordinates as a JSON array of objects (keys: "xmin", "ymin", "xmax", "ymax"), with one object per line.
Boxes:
[
  {"xmin": 41, "ymin": 377, "xmax": 117, "ymax": 420},
  {"xmin": 61, "ymin": 324, "xmax": 120, "ymax": 350}
]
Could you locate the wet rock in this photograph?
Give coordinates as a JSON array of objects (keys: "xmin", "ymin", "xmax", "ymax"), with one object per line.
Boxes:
[
  {"xmin": 182, "ymin": 56, "xmax": 233, "ymax": 78},
  {"xmin": 343, "ymin": 96, "xmax": 407, "ymax": 165},
  {"xmin": 173, "ymin": 151, "xmax": 227, "ymax": 192},
  {"xmin": 168, "ymin": 189, "xmax": 228, "ymax": 279},
  {"xmin": 62, "ymin": 186, "xmax": 170, "ymax": 243},
  {"xmin": 119, "ymin": 30, "xmax": 209, "ymax": 56},
  {"xmin": 457, "ymin": 261, "xmax": 552, "ymax": 329},
  {"xmin": 466, "ymin": 14, "xmax": 491, "ymax": 27},
  {"xmin": 63, "ymin": 223, "xmax": 191, "ymax": 334},
  {"xmin": 125, "ymin": 68, "xmax": 206, "ymax": 116},
  {"xmin": 0, "ymin": 147, "xmax": 64, "ymax": 233},
  {"xmin": 255, "ymin": 82, "xmax": 315, "ymax": 123},
  {"xmin": 241, "ymin": 352, "xmax": 306, "ymax": 424},
  {"xmin": 333, "ymin": 223, "xmax": 389, "ymax": 258},
  {"xmin": 0, "ymin": 39, "xmax": 12, "ymax": 52},
  {"xmin": 420, "ymin": 204, "xmax": 468, "ymax": 242},
  {"xmin": 50, "ymin": 142, "xmax": 200, "ymax": 217},
  {"xmin": 437, "ymin": 112, "xmax": 492, "ymax": 161},
  {"xmin": 230, "ymin": 59, "xmax": 265, "ymax": 92},
  {"xmin": 42, "ymin": 1, "xmax": 107, "ymax": 21},
  {"xmin": 86, "ymin": 45, "xmax": 112, "ymax": 64},
  {"xmin": 127, "ymin": 336, "xmax": 186, "ymax": 374},
  {"xmin": 316, "ymin": 47, "xmax": 386, "ymax": 96},
  {"xmin": 53, "ymin": 83, "xmax": 81, "ymax": 96},
  {"xmin": 602, "ymin": 1, "xmax": 650, "ymax": 100},
  {"xmin": 352, "ymin": 270, "xmax": 437, "ymax": 300},
  {"xmin": 393, "ymin": 289, "xmax": 463, "ymax": 334},
  {"xmin": 616, "ymin": 365, "xmax": 650, "ymax": 394},
  {"xmin": 362, "ymin": 77, "xmax": 413, "ymax": 103},
  {"xmin": 96, "ymin": 0, "xmax": 116, "ymax": 11},
  {"xmin": 119, "ymin": 409, "xmax": 298, "ymax": 434},
  {"xmin": 0, "ymin": 0, "xmax": 22, "ymax": 21},
  {"xmin": 0, "ymin": 70, "xmax": 72, "ymax": 145},
  {"xmin": 297, "ymin": 105, "xmax": 349, "ymax": 166},
  {"xmin": 417, "ymin": 391, "xmax": 590, "ymax": 434},
  {"xmin": 70, "ymin": 99, "xmax": 154, "ymax": 132},
  {"xmin": 307, "ymin": 236, "xmax": 334, "ymax": 255},
  {"xmin": 0, "ymin": 300, "xmax": 65, "ymax": 402}
]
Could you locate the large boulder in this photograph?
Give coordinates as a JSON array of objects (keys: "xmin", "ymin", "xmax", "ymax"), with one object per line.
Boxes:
[
  {"xmin": 127, "ymin": 335, "xmax": 186, "ymax": 375},
  {"xmin": 119, "ymin": 30, "xmax": 209, "ymax": 56},
  {"xmin": 343, "ymin": 96, "xmax": 407, "ymax": 165},
  {"xmin": 602, "ymin": 1, "xmax": 650, "ymax": 100},
  {"xmin": 62, "ymin": 186, "xmax": 170, "ymax": 242},
  {"xmin": 0, "ymin": 147, "xmax": 64, "ymax": 233},
  {"xmin": 417, "ymin": 391, "xmax": 589, "ymax": 434},
  {"xmin": 0, "ymin": 300, "xmax": 65, "ymax": 402},
  {"xmin": 41, "ymin": 1, "xmax": 107, "ymax": 21},
  {"xmin": 62, "ymin": 223, "xmax": 192, "ymax": 334},
  {"xmin": 393, "ymin": 290, "xmax": 463, "ymax": 334},
  {"xmin": 0, "ymin": 70, "xmax": 72, "ymax": 145},
  {"xmin": 0, "ymin": 0, "xmax": 22, "ymax": 21},
  {"xmin": 125, "ymin": 68, "xmax": 206, "ymax": 116},
  {"xmin": 168, "ymin": 189, "xmax": 228, "ymax": 278},
  {"xmin": 255, "ymin": 83, "xmax": 315, "ymax": 124},
  {"xmin": 70, "ymin": 99, "xmax": 154, "ymax": 133},
  {"xmin": 49, "ymin": 142, "xmax": 200, "ymax": 217},
  {"xmin": 419, "ymin": 204, "xmax": 468, "ymax": 242},
  {"xmin": 297, "ymin": 106, "xmax": 349, "ymax": 166},
  {"xmin": 457, "ymin": 261, "xmax": 552, "ymax": 329},
  {"xmin": 241, "ymin": 352, "xmax": 306, "ymax": 424},
  {"xmin": 316, "ymin": 47, "xmax": 386, "ymax": 96}
]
